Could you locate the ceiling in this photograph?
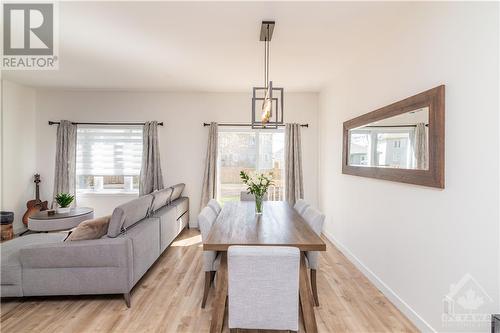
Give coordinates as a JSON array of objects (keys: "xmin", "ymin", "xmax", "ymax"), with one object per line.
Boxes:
[{"xmin": 2, "ymin": 2, "xmax": 413, "ymax": 92}]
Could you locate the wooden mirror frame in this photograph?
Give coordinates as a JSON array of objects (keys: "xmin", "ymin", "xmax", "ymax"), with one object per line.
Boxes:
[{"xmin": 342, "ymin": 85, "xmax": 445, "ymax": 188}]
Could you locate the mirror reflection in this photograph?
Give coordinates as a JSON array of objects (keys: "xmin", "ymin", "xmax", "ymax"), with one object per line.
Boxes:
[{"xmin": 348, "ymin": 107, "xmax": 429, "ymax": 170}]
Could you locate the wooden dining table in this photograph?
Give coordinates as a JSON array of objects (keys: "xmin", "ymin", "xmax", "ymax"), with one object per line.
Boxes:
[{"xmin": 203, "ymin": 201, "xmax": 326, "ymax": 333}]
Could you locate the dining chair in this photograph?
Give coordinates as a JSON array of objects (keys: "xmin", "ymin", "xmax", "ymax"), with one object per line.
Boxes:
[
  {"xmin": 293, "ymin": 199, "xmax": 310, "ymax": 215},
  {"xmin": 228, "ymin": 246, "xmax": 300, "ymax": 332},
  {"xmin": 198, "ymin": 206, "xmax": 220, "ymax": 308},
  {"xmin": 301, "ymin": 206, "xmax": 326, "ymax": 306},
  {"xmin": 207, "ymin": 199, "xmax": 222, "ymax": 215}
]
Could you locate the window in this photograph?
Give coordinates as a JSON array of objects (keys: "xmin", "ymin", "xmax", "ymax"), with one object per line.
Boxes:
[
  {"xmin": 217, "ymin": 129, "xmax": 284, "ymax": 204},
  {"xmin": 76, "ymin": 125, "xmax": 143, "ymax": 194},
  {"xmin": 349, "ymin": 128, "xmax": 413, "ymax": 169}
]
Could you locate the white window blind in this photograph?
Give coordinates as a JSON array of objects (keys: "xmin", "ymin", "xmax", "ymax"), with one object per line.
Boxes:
[{"xmin": 76, "ymin": 125, "xmax": 143, "ymax": 193}]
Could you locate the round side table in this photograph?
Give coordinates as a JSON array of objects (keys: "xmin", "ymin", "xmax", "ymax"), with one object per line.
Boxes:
[{"xmin": 28, "ymin": 207, "xmax": 94, "ymax": 232}]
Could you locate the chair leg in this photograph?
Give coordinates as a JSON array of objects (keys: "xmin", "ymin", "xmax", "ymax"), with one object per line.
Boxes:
[
  {"xmin": 210, "ymin": 271, "xmax": 216, "ymax": 283},
  {"xmin": 123, "ymin": 292, "xmax": 131, "ymax": 308},
  {"xmin": 201, "ymin": 271, "xmax": 211, "ymax": 308},
  {"xmin": 311, "ymin": 269, "xmax": 319, "ymax": 306}
]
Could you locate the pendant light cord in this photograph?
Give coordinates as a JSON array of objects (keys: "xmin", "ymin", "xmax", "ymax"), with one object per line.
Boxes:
[{"xmin": 264, "ymin": 24, "xmax": 270, "ymax": 89}]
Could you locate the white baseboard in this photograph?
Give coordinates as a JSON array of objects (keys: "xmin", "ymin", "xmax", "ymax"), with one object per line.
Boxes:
[{"xmin": 322, "ymin": 230, "xmax": 436, "ymax": 333}]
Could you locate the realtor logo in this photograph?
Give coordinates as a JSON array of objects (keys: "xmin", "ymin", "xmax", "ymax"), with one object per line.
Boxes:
[
  {"xmin": 442, "ymin": 273, "xmax": 493, "ymax": 329},
  {"xmin": 2, "ymin": 2, "xmax": 58, "ymax": 69}
]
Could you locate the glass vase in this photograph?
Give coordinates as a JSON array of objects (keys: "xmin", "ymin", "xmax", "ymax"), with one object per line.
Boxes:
[{"xmin": 255, "ymin": 194, "xmax": 264, "ymax": 214}]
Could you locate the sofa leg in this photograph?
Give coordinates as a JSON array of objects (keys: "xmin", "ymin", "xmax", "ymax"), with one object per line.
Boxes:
[
  {"xmin": 201, "ymin": 271, "xmax": 211, "ymax": 308},
  {"xmin": 311, "ymin": 269, "xmax": 319, "ymax": 306},
  {"xmin": 124, "ymin": 292, "xmax": 131, "ymax": 308}
]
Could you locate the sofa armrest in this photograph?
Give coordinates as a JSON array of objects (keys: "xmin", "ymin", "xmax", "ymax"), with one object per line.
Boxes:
[{"xmin": 20, "ymin": 237, "xmax": 133, "ymax": 269}]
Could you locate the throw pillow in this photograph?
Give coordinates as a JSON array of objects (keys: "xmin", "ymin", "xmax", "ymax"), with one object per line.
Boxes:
[{"xmin": 66, "ymin": 215, "xmax": 111, "ymax": 241}]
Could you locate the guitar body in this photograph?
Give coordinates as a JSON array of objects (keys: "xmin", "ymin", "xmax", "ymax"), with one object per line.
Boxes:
[
  {"xmin": 22, "ymin": 199, "xmax": 49, "ymax": 226},
  {"xmin": 22, "ymin": 174, "xmax": 49, "ymax": 227}
]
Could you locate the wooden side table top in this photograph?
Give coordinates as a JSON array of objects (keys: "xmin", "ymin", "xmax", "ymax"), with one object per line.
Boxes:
[
  {"xmin": 29, "ymin": 207, "xmax": 94, "ymax": 220},
  {"xmin": 28, "ymin": 207, "xmax": 94, "ymax": 232}
]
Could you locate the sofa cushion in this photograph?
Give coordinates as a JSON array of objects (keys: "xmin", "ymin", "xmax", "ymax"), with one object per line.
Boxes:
[
  {"xmin": 107, "ymin": 195, "xmax": 154, "ymax": 237},
  {"xmin": 151, "ymin": 188, "xmax": 173, "ymax": 212},
  {"xmin": 118, "ymin": 217, "xmax": 161, "ymax": 286},
  {"xmin": 170, "ymin": 183, "xmax": 185, "ymax": 202},
  {"xmin": 171, "ymin": 197, "xmax": 189, "ymax": 220},
  {"xmin": 67, "ymin": 215, "xmax": 111, "ymax": 241},
  {"xmin": 1, "ymin": 233, "xmax": 66, "ymax": 290},
  {"xmin": 152, "ymin": 205, "xmax": 178, "ymax": 252}
]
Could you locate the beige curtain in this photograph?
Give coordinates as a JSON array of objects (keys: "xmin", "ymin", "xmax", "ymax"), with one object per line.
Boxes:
[
  {"xmin": 200, "ymin": 122, "xmax": 218, "ymax": 209},
  {"xmin": 139, "ymin": 121, "xmax": 164, "ymax": 195},
  {"xmin": 414, "ymin": 122, "xmax": 428, "ymax": 170},
  {"xmin": 285, "ymin": 123, "xmax": 304, "ymax": 205},
  {"xmin": 53, "ymin": 120, "xmax": 77, "ymax": 201}
]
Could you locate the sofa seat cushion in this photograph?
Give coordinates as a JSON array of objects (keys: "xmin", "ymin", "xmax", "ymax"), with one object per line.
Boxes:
[
  {"xmin": 108, "ymin": 195, "xmax": 154, "ymax": 237},
  {"xmin": 1, "ymin": 233, "xmax": 66, "ymax": 286},
  {"xmin": 67, "ymin": 215, "xmax": 111, "ymax": 241}
]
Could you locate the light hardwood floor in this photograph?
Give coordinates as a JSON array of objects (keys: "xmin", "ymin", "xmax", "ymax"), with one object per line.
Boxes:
[{"xmin": 0, "ymin": 229, "xmax": 418, "ymax": 333}]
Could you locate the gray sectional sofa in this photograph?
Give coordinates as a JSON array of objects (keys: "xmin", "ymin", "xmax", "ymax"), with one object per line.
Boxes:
[{"xmin": 0, "ymin": 183, "xmax": 189, "ymax": 307}]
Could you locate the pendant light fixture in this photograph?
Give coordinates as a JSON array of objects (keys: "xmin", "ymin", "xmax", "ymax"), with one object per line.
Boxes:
[{"xmin": 252, "ymin": 21, "xmax": 284, "ymax": 129}]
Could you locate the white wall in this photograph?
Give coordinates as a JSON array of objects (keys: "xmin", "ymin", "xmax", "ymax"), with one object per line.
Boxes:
[
  {"xmin": 1, "ymin": 80, "xmax": 37, "ymax": 234},
  {"xmin": 318, "ymin": 2, "xmax": 499, "ymax": 332},
  {"xmin": 34, "ymin": 90, "xmax": 319, "ymax": 224}
]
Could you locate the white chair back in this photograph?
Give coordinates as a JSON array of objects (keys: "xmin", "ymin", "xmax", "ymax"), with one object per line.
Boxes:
[
  {"xmin": 302, "ymin": 206, "xmax": 325, "ymax": 236},
  {"xmin": 294, "ymin": 199, "xmax": 310, "ymax": 215},
  {"xmin": 302, "ymin": 206, "xmax": 325, "ymax": 271},
  {"xmin": 228, "ymin": 246, "xmax": 300, "ymax": 331},
  {"xmin": 198, "ymin": 206, "xmax": 217, "ymax": 241},
  {"xmin": 207, "ymin": 199, "xmax": 222, "ymax": 215},
  {"xmin": 198, "ymin": 206, "xmax": 219, "ymax": 273}
]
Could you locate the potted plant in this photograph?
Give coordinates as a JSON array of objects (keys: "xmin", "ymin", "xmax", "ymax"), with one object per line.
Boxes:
[
  {"xmin": 55, "ymin": 193, "xmax": 74, "ymax": 214},
  {"xmin": 240, "ymin": 171, "xmax": 274, "ymax": 214}
]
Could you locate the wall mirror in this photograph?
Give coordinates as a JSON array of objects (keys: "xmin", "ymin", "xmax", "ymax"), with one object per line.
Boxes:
[{"xmin": 342, "ymin": 85, "xmax": 445, "ymax": 188}]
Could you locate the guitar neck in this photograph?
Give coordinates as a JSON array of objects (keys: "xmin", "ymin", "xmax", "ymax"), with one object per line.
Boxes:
[{"xmin": 35, "ymin": 183, "xmax": 40, "ymax": 201}]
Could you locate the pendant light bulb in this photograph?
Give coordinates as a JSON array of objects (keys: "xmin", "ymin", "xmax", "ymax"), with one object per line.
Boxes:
[{"xmin": 261, "ymin": 83, "xmax": 272, "ymax": 123}]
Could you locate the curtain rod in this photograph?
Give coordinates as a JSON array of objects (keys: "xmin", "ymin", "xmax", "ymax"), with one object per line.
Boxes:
[
  {"xmin": 203, "ymin": 122, "xmax": 308, "ymax": 128},
  {"xmin": 48, "ymin": 121, "xmax": 164, "ymax": 126}
]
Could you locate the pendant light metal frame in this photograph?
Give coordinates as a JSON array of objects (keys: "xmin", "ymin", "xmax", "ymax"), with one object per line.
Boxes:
[{"xmin": 251, "ymin": 21, "xmax": 284, "ymax": 129}]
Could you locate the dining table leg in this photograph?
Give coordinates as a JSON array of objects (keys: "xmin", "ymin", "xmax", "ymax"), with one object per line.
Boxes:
[
  {"xmin": 210, "ymin": 251, "xmax": 228, "ymax": 333},
  {"xmin": 299, "ymin": 252, "xmax": 318, "ymax": 333}
]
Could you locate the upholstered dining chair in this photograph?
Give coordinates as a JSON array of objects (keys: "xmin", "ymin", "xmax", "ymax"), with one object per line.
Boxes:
[
  {"xmin": 293, "ymin": 199, "xmax": 310, "ymax": 215},
  {"xmin": 198, "ymin": 206, "xmax": 220, "ymax": 308},
  {"xmin": 301, "ymin": 206, "xmax": 326, "ymax": 306},
  {"xmin": 228, "ymin": 246, "xmax": 300, "ymax": 332},
  {"xmin": 207, "ymin": 199, "xmax": 222, "ymax": 215}
]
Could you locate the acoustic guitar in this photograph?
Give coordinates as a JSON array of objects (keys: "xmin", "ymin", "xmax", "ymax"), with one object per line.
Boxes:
[{"xmin": 22, "ymin": 174, "xmax": 49, "ymax": 226}]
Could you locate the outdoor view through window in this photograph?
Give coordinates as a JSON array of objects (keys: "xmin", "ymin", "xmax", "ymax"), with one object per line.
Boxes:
[
  {"xmin": 76, "ymin": 125, "xmax": 143, "ymax": 193},
  {"xmin": 218, "ymin": 129, "xmax": 284, "ymax": 203}
]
